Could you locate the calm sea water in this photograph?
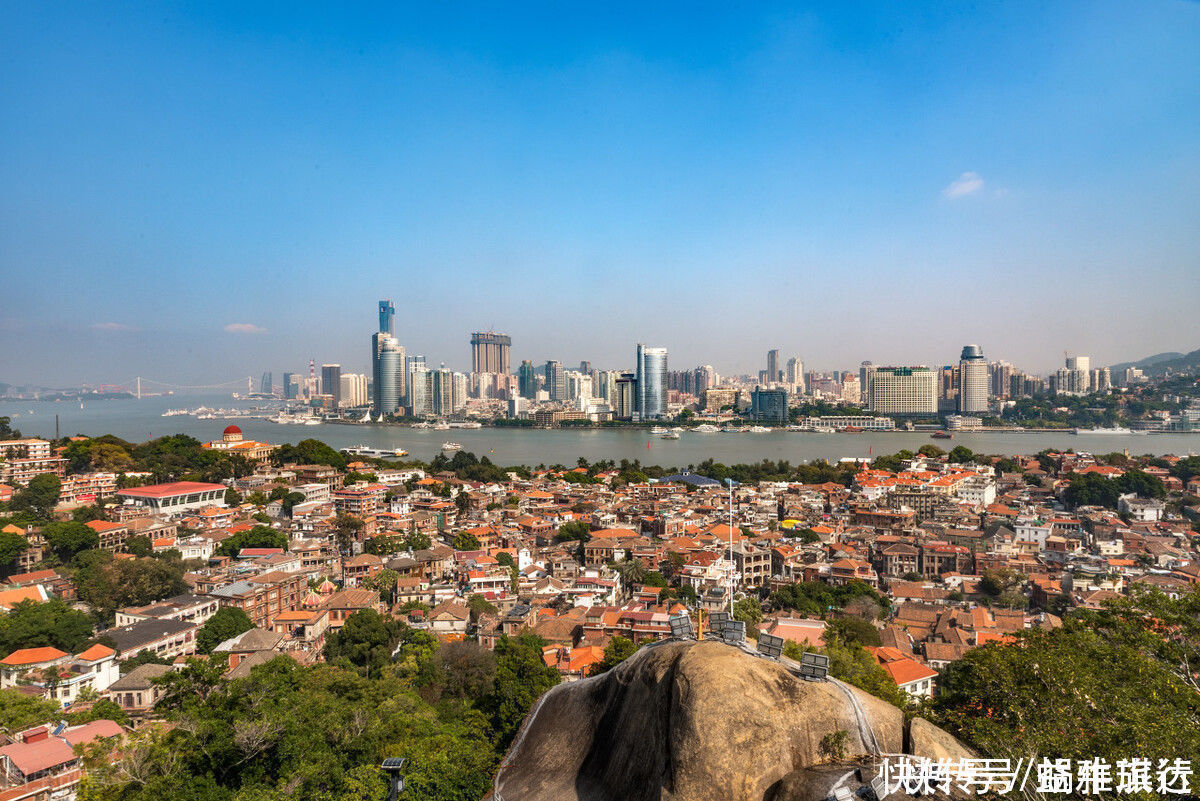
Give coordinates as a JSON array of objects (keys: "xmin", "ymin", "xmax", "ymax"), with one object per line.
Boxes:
[{"xmin": 4, "ymin": 394, "xmax": 1197, "ymax": 467}]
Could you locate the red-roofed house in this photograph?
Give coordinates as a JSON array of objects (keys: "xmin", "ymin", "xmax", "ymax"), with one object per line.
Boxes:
[
  {"xmin": 85, "ymin": 519, "xmax": 129, "ymax": 551},
  {"xmin": 867, "ymin": 646, "xmax": 938, "ymax": 698}
]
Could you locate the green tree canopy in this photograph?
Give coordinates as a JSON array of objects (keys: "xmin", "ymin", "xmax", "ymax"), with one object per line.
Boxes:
[
  {"xmin": 196, "ymin": 607, "xmax": 255, "ymax": 654},
  {"xmin": 215, "ymin": 525, "xmax": 287, "ymax": 557},
  {"xmin": 10, "ymin": 474, "xmax": 62, "ymax": 520},
  {"xmin": 0, "ymin": 598, "xmax": 95, "ymax": 657},
  {"xmin": 323, "ymin": 609, "xmax": 405, "ymax": 677},
  {"xmin": 588, "ymin": 635, "xmax": 638, "ymax": 677},
  {"xmin": 42, "ymin": 520, "xmax": 100, "ymax": 563}
]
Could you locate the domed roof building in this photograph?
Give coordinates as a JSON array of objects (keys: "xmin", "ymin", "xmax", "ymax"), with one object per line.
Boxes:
[{"xmin": 201, "ymin": 425, "xmax": 278, "ymax": 462}]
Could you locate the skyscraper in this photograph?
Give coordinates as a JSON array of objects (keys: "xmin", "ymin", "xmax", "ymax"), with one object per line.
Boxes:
[
  {"xmin": 636, "ymin": 344, "xmax": 668, "ymax": 420},
  {"xmin": 282, "ymin": 372, "xmax": 299, "ymax": 400},
  {"xmin": 518, "ymin": 360, "xmax": 538, "ymax": 399},
  {"xmin": 958, "ymin": 345, "xmax": 989, "ymax": 413},
  {"xmin": 786, "ymin": 358, "xmax": 804, "ymax": 391},
  {"xmin": 767, "ymin": 349, "xmax": 780, "ymax": 383},
  {"xmin": 470, "ymin": 331, "xmax": 511, "ymax": 375},
  {"xmin": 321, "ymin": 364, "xmax": 342, "ymax": 407},
  {"xmin": 859, "ymin": 362, "xmax": 875, "ymax": 406},
  {"xmin": 544, "ymin": 360, "xmax": 566, "ymax": 401},
  {"xmin": 379, "ymin": 299, "xmax": 395, "ymax": 335},
  {"xmin": 371, "ymin": 299, "xmax": 405, "ymax": 417}
]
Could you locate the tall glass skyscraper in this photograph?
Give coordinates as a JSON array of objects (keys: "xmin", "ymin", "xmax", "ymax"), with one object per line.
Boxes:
[
  {"xmin": 635, "ymin": 344, "xmax": 668, "ymax": 420},
  {"xmin": 518, "ymin": 360, "xmax": 538, "ymax": 399},
  {"xmin": 379, "ymin": 299, "xmax": 395, "ymax": 335},
  {"xmin": 371, "ymin": 299, "xmax": 405, "ymax": 416}
]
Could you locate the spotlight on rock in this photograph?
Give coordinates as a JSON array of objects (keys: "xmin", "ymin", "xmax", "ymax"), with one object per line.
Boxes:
[
  {"xmin": 756, "ymin": 632, "xmax": 785, "ymax": 659},
  {"xmin": 668, "ymin": 612, "xmax": 695, "ymax": 639},
  {"xmin": 798, "ymin": 651, "xmax": 830, "ymax": 681},
  {"xmin": 721, "ymin": 619, "xmax": 746, "ymax": 646}
]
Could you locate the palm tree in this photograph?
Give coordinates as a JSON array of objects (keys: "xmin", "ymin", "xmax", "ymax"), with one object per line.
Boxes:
[{"xmin": 614, "ymin": 558, "xmax": 647, "ymax": 590}]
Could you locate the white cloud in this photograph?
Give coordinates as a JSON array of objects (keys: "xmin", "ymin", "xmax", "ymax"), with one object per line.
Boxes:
[
  {"xmin": 942, "ymin": 171, "xmax": 984, "ymax": 199},
  {"xmin": 223, "ymin": 323, "xmax": 267, "ymax": 334},
  {"xmin": 91, "ymin": 322, "xmax": 139, "ymax": 332}
]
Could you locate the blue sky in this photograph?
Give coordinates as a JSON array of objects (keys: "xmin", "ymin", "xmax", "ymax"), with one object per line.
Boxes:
[{"xmin": 2, "ymin": 2, "xmax": 1198, "ymax": 386}]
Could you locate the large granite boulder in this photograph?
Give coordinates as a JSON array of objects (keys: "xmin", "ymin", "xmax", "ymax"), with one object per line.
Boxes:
[{"xmin": 491, "ymin": 638, "xmax": 972, "ymax": 801}]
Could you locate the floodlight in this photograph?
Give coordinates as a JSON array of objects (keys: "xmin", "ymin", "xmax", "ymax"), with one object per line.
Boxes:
[
  {"xmin": 798, "ymin": 651, "xmax": 830, "ymax": 681},
  {"xmin": 756, "ymin": 632, "xmax": 785, "ymax": 659},
  {"xmin": 381, "ymin": 757, "xmax": 407, "ymax": 801},
  {"xmin": 721, "ymin": 619, "xmax": 746, "ymax": 646},
  {"xmin": 668, "ymin": 613, "xmax": 694, "ymax": 639},
  {"xmin": 707, "ymin": 610, "xmax": 729, "ymax": 636}
]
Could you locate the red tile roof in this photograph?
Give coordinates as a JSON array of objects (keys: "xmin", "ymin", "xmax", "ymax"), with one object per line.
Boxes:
[
  {"xmin": 1, "ymin": 646, "xmax": 69, "ymax": 666},
  {"xmin": 118, "ymin": 481, "xmax": 226, "ymax": 499}
]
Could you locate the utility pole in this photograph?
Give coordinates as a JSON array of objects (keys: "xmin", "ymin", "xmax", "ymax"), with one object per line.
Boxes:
[{"xmin": 728, "ymin": 479, "xmax": 735, "ymax": 616}]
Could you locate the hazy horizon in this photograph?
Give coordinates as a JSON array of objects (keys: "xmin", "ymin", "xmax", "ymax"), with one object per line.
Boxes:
[{"xmin": 3, "ymin": 3, "xmax": 1198, "ymax": 386}]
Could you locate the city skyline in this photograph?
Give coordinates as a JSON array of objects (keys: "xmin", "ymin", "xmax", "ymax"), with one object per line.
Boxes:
[{"xmin": 3, "ymin": 3, "xmax": 1199, "ymax": 384}]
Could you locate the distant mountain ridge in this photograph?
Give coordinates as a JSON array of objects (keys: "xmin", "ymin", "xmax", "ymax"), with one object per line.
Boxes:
[{"xmin": 1109, "ymin": 348, "xmax": 1199, "ymax": 376}]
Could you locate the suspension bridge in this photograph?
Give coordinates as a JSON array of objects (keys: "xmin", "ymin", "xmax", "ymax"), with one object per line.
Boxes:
[{"xmin": 86, "ymin": 376, "xmax": 257, "ymax": 398}]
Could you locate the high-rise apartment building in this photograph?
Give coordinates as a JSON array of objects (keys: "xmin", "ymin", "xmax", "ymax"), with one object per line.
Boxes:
[
  {"xmin": 869, "ymin": 367, "xmax": 937, "ymax": 415},
  {"xmin": 321, "ymin": 364, "xmax": 342, "ymax": 407},
  {"xmin": 635, "ymin": 344, "xmax": 668, "ymax": 420},
  {"xmin": 786, "ymin": 358, "xmax": 804, "ymax": 391},
  {"xmin": 339, "ymin": 373, "xmax": 369, "ymax": 408},
  {"xmin": 958, "ymin": 345, "xmax": 989, "ymax": 414},
  {"xmin": 615, "ymin": 373, "xmax": 637, "ymax": 420},
  {"xmin": 595, "ymin": 370, "xmax": 621, "ymax": 406},
  {"xmin": 1065, "ymin": 354, "xmax": 1091, "ymax": 394},
  {"xmin": 470, "ymin": 331, "xmax": 511, "ymax": 375},
  {"xmin": 544, "ymin": 360, "xmax": 566, "ymax": 401},
  {"xmin": 989, "ymin": 361, "xmax": 1014, "ymax": 400},
  {"xmin": 408, "ymin": 365, "xmax": 431, "ymax": 417}
]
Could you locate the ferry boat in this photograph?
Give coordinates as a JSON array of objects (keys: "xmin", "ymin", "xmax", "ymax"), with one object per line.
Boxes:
[
  {"xmin": 748, "ymin": 426, "xmax": 771, "ymax": 433},
  {"xmin": 693, "ymin": 424, "xmax": 720, "ymax": 434},
  {"xmin": 930, "ymin": 431, "xmax": 953, "ymax": 440},
  {"xmin": 1074, "ymin": 426, "xmax": 1134, "ymax": 435},
  {"xmin": 433, "ymin": 421, "xmax": 451, "ymax": 431},
  {"xmin": 659, "ymin": 430, "xmax": 681, "ymax": 440},
  {"xmin": 342, "ymin": 445, "xmax": 409, "ymax": 459},
  {"xmin": 441, "ymin": 442, "xmax": 463, "ymax": 451},
  {"xmin": 650, "ymin": 426, "xmax": 669, "ymax": 435}
]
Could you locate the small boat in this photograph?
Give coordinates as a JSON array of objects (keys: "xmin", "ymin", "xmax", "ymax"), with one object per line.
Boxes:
[
  {"xmin": 931, "ymin": 431, "xmax": 953, "ymax": 440},
  {"xmin": 693, "ymin": 424, "xmax": 720, "ymax": 434},
  {"xmin": 748, "ymin": 426, "xmax": 771, "ymax": 433},
  {"xmin": 841, "ymin": 426, "xmax": 864, "ymax": 434},
  {"xmin": 433, "ymin": 421, "xmax": 451, "ymax": 431},
  {"xmin": 303, "ymin": 417, "xmax": 322, "ymax": 425},
  {"xmin": 441, "ymin": 442, "xmax": 463, "ymax": 451},
  {"xmin": 650, "ymin": 426, "xmax": 668, "ymax": 435},
  {"xmin": 660, "ymin": 430, "xmax": 681, "ymax": 440}
]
